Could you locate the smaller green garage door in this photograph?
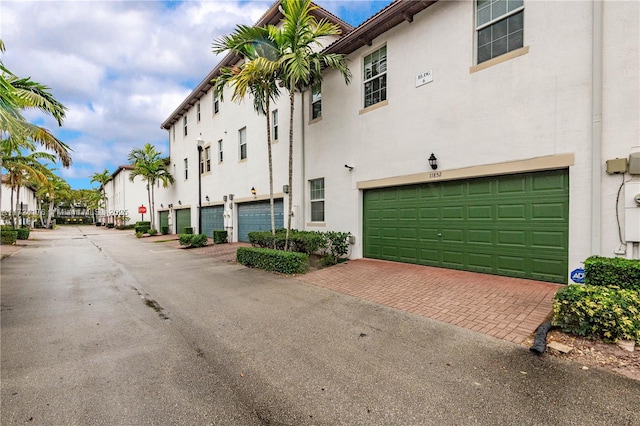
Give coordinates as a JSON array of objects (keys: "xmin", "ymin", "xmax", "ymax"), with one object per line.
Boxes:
[
  {"xmin": 237, "ymin": 200, "xmax": 284, "ymax": 242},
  {"xmin": 202, "ymin": 206, "xmax": 224, "ymax": 238},
  {"xmin": 159, "ymin": 211, "xmax": 169, "ymax": 232},
  {"xmin": 364, "ymin": 170, "xmax": 569, "ymax": 283},
  {"xmin": 175, "ymin": 208, "xmax": 191, "ymax": 234}
]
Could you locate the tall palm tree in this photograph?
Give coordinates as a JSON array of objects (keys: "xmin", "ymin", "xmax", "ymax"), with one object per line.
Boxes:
[
  {"xmin": 274, "ymin": 0, "xmax": 352, "ymax": 249},
  {"xmin": 35, "ymin": 173, "xmax": 70, "ymax": 228},
  {"xmin": 90, "ymin": 168, "xmax": 111, "ymax": 222},
  {"xmin": 212, "ymin": 25, "xmax": 282, "ymax": 237},
  {"xmin": 128, "ymin": 143, "xmax": 174, "ymax": 231}
]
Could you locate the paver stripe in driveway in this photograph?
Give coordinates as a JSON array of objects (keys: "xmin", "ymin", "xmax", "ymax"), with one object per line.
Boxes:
[{"xmin": 297, "ymin": 258, "xmax": 562, "ymax": 344}]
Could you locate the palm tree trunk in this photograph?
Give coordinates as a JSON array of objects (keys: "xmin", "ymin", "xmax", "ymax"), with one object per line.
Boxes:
[
  {"xmin": 285, "ymin": 91, "xmax": 295, "ymax": 251},
  {"xmin": 147, "ymin": 184, "xmax": 152, "ymax": 228},
  {"xmin": 150, "ymin": 182, "xmax": 156, "ymax": 230},
  {"xmin": 46, "ymin": 200, "xmax": 54, "ymax": 228},
  {"xmin": 266, "ymin": 98, "xmax": 275, "ymax": 243},
  {"xmin": 10, "ymin": 187, "xmax": 16, "ymax": 228}
]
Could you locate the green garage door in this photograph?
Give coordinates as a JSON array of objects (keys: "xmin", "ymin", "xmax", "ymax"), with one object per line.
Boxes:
[
  {"xmin": 175, "ymin": 208, "xmax": 191, "ymax": 234},
  {"xmin": 202, "ymin": 206, "xmax": 224, "ymax": 238},
  {"xmin": 159, "ymin": 211, "xmax": 169, "ymax": 232},
  {"xmin": 237, "ymin": 200, "xmax": 284, "ymax": 242},
  {"xmin": 364, "ymin": 170, "xmax": 569, "ymax": 283}
]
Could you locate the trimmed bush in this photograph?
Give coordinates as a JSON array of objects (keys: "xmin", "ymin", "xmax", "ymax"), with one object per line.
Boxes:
[
  {"xmin": 95, "ymin": 222, "xmax": 102, "ymax": 226},
  {"xmin": 179, "ymin": 233, "xmax": 208, "ymax": 248},
  {"xmin": 116, "ymin": 224, "xmax": 135, "ymax": 230},
  {"xmin": 249, "ymin": 229, "xmax": 326, "ymax": 255},
  {"xmin": 213, "ymin": 230, "xmax": 228, "ymax": 244},
  {"xmin": 106, "ymin": 223, "xmax": 115, "ymax": 229},
  {"xmin": 552, "ymin": 284, "xmax": 640, "ymax": 342},
  {"xmin": 584, "ymin": 256, "xmax": 640, "ymax": 291},
  {"xmin": 134, "ymin": 221, "xmax": 150, "ymax": 234},
  {"xmin": 183, "ymin": 227, "xmax": 194, "ymax": 235},
  {"xmin": 236, "ymin": 247, "xmax": 309, "ymax": 274},
  {"xmin": 148, "ymin": 229, "xmax": 158, "ymax": 236},
  {"xmin": 15, "ymin": 228, "xmax": 30, "ymax": 240},
  {"xmin": 161, "ymin": 226, "xmax": 169, "ymax": 235},
  {"xmin": 1, "ymin": 229, "xmax": 18, "ymax": 245}
]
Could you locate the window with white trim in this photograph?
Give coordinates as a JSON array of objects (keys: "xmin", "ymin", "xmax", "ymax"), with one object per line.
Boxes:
[
  {"xmin": 205, "ymin": 146, "xmax": 211, "ymax": 172},
  {"xmin": 184, "ymin": 158, "xmax": 188, "ymax": 180},
  {"xmin": 309, "ymin": 178, "xmax": 325, "ymax": 222},
  {"xmin": 272, "ymin": 110, "xmax": 278, "ymax": 141},
  {"xmin": 213, "ymin": 94, "xmax": 219, "ymax": 115},
  {"xmin": 476, "ymin": 0, "xmax": 524, "ymax": 64},
  {"xmin": 172, "ymin": 125, "xmax": 175, "ymax": 142},
  {"xmin": 218, "ymin": 139, "xmax": 223, "ymax": 163},
  {"xmin": 183, "ymin": 116, "xmax": 188, "ymax": 136},
  {"xmin": 363, "ymin": 46, "xmax": 387, "ymax": 108},
  {"xmin": 239, "ymin": 127, "xmax": 247, "ymax": 160},
  {"xmin": 197, "ymin": 103, "xmax": 201, "ymax": 122},
  {"xmin": 311, "ymin": 83, "xmax": 321, "ymax": 119}
]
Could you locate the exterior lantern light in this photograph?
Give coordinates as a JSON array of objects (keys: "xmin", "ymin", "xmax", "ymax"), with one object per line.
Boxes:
[
  {"xmin": 251, "ymin": 187, "xmax": 257, "ymax": 198},
  {"xmin": 428, "ymin": 153, "xmax": 438, "ymax": 170}
]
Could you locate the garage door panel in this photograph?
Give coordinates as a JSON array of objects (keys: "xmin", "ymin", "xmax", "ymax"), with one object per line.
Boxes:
[
  {"xmin": 237, "ymin": 200, "xmax": 283, "ymax": 242},
  {"xmin": 364, "ymin": 169, "xmax": 568, "ymax": 283}
]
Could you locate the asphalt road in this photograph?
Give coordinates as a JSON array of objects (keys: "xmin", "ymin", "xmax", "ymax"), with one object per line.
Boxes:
[{"xmin": 2, "ymin": 226, "xmax": 639, "ymax": 425}]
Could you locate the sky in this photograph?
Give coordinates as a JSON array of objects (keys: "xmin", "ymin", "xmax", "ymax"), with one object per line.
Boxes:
[{"xmin": 1, "ymin": 0, "xmax": 392, "ymax": 190}]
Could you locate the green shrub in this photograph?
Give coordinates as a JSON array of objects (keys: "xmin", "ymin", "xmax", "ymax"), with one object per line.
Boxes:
[
  {"xmin": 96, "ymin": 222, "xmax": 102, "ymax": 226},
  {"xmin": 249, "ymin": 229, "xmax": 326, "ymax": 254},
  {"xmin": 323, "ymin": 231, "xmax": 351, "ymax": 264},
  {"xmin": 135, "ymin": 231, "xmax": 143, "ymax": 238},
  {"xmin": 116, "ymin": 224, "xmax": 135, "ymax": 230},
  {"xmin": 584, "ymin": 256, "xmax": 640, "ymax": 291},
  {"xmin": 106, "ymin": 223, "xmax": 115, "ymax": 229},
  {"xmin": 213, "ymin": 230, "xmax": 228, "ymax": 244},
  {"xmin": 161, "ymin": 226, "xmax": 169, "ymax": 235},
  {"xmin": 552, "ymin": 284, "xmax": 640, "ymax": 342},
  {"xmin": 179, "ymin": 233, "xmax": 208, "ymax": 248},
  {"xmin": 16, "ymin": 227, "xmax": 30, "ymax": 240},
  {"xmin": 236, "ymin": 247, "xmax": 309, "ymax": 274},
  {"xmin": 134, "ymin": 221, "xmax": 150, "ymax": 234},
  {"xmin": 183, "ymin": 227, "xmax": 194, "ymax": 235},
  {"xmin": 148, "ymin": 229, "xmax": 158, "ymax": 236},
  {"xmin": 1, "ymin": 229, "xmax": 18, "ymax": 245}
]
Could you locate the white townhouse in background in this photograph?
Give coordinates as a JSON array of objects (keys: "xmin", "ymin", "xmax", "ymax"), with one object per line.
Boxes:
[
  {"xmin": 0, "ymin": 176, "xmax": 38, "ymax": 226},
  {"xmin": 100, "ymin": 165, "xmax": 152, "ymax": 226},
  {"xmin": 158, "ymin": 0, "xmax": 640, "ymax": 284}
]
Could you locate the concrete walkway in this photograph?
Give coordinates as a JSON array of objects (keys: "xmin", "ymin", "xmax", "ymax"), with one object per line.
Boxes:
[{"xmin": 297, "ymin": 258, "xmax": 561, "ymax": 345}]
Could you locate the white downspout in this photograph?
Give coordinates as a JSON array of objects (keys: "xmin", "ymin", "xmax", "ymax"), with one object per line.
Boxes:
[
  {"xmin": 591, "ymin": 0, "xmax": 603, "ymax": 255},
  {"xmin": 300, "ymin": 90, "xmax": 306, "ymax": 229}
]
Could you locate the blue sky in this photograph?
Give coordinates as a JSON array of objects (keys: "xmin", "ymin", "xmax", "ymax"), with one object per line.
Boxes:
[{"xmin": 1, "ymin": 0, "xmax": 392, "ymax": 190}]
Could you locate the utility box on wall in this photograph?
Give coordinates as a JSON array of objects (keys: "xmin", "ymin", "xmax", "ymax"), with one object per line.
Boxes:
[
  {"xmin": 625, "ymin": 179, "xmax": 640, "ymax": 242},
  {"xmin": 606, "ymin": 158, "xmax": 627, "ymax": 174}
]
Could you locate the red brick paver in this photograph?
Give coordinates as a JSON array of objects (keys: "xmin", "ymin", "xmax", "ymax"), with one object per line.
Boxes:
[{"xmin": 297, "ymin": 258, "xmax": 561, "ymax": 344}]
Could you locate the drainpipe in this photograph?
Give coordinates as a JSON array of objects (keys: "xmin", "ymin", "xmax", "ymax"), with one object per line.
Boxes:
[
  {"xmin": 300, "ymin": 91, "xmax": 306, "ymax": 229},
  {"xmin": 591, "ymin": 0, "xmax": 603, "ymax": 255}
]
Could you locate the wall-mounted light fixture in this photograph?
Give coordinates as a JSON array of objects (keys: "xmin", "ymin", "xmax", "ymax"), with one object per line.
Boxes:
[
  {"xmin": 223, "ymin": 195, "xmax": 228, "ymax": 202},
  {"xmin": 345, "ymin": 164, "xmax": 354, "ymax": 171},
  {"xmin": 428, "ymin": 153, "xmax": 438, "ymax": 170},
  {"xmin": 205, "ymin": 195, "xmax": 210, "ymax": 202},
  {"xmin": 178, "ymin": 200, "xmax": 182, "ymax": 205},
  {"xmin": 283, "ymin": 184, "xmax": 290, "ymax": 194},
  {"xmin": 168, "ymin": 203, "xmax": 173, "ymax": 209},
  {"xmin": 251, "ymin": 187, "xmax": 257, "ymax": 198},
  {"xmin": 160, "ymin": 204, "xmax": 164, "ymax": 208},
  {"xmin": 229, "ymin": 194, "xmax": 234, "ymax": 201}
]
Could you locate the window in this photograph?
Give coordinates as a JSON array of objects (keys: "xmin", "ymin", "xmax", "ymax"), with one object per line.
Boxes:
[
  {"xmin": 197, "ymin": 103, "xmax": 201, "ymax": 122},
  {"xmin": 272, "ymin": 110, "xmax": 278, "ymax": 140},
  {"xmin": 199, "ymin": 148, "xmax": 204, "ymax": 174},
  {"xmin": 172, "ymin": 125, "xmax": 175, "ymax": 142},
  {"xmin": 239, "ymin": 127, "xmax": 247, "ymax": 160},
  {"xmin": 363, "ymin": 46, "xmax": 387, "ymax": 108},
  {"xmin": 309, "ymin": 178, "xmax": 325, "ymax": 222},
  {"xmin": 183, "ymin": 116, "xmax": 188, "ymax": 136},
  {"xmin": 311, "ymin": 83, "xmax": 322, "ymax": 119},
  {"xmin": 476, "ymin": 0, "xmax": 524, "ymax": 64},
  {"xmin": 218, "ymin": 139, "xmax": 223, "ymax": 163},
  {"xmin": 205, "ymin": 146, "xmax": 211, "ymax": 172},
  {"xmin": 184, "ymin": 158, "xmax": 188, "ymax": 180},
  {"xmin": 213, "ymin": 94, "xmax": 219, "ymax": 115}
]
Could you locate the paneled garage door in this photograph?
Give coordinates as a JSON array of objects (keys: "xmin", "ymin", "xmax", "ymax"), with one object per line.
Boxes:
[
  {"xmin": 201, "ymin": 206, "xmax": 224, "ymax": 238},
  {"xmin": 237, "ymin": 200, "xmax": 284, "ymax": 242},
  {"xmin": 174, "ymin": 208, "xmax": 191, "ymax": 234},
  {"xmin": 363, "ymin": 170, "xmax": 569, "ymax": 283}
]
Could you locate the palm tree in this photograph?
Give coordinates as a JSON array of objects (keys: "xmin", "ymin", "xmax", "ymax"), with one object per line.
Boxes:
[
  {"xmin": 90, "ymin": 168, "xmax": 111, "ymax": 222},
  {"xmin": 35, "ymin": 173, "xmax": 70, "ymax": 228},
  {"xmin": 212, "ymin": 25, "xmax": 282, "ymax": 237},
  {"xmin": 128, "ymin": 143, "xmax": 174, "ymax": 231},
  {"xmin": 274, "ymin": 0, "xmax": 352, "ymax": 249}
]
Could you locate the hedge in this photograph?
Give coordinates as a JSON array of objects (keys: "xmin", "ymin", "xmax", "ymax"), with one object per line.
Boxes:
[
  {"xmin": 179, "ymin": 233, "xmax": 208, "ymax": 248},
  {"xmin": 249, "ymin": 229, "xmax": 326, "ymax": 255},
  {"xmin": 213, "ymin": 230, "xmax": 228, "ymax": 244},
  {"xmin": 1, "ymin": 229, "xmax": 18, "ymax": 245},
  {"xmin": 584, "ymin": 256, "xmax": 640, "ymax": 291},
  {"xmin": 552, "ymin": 284, "xmax": 640, "ymax": 342},
  {"xmin": 134, "ymin": 221, "xmax": 151, "ymax": 234},
  {"xmin": 236, "ymin": 247, "xmax": 309, "ymax": 274}
]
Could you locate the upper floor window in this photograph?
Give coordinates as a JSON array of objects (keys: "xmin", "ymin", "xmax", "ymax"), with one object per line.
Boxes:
[
  {"xmin": 213, "ymin": 94, "xmax": 219, "ymax": 115},
  {"xmin": 183, "ymin": 116, "xmax": 188, "ymax": 136},
  {"xmin": 218, "ymin": 139, "xmax": 223, "ymax": 163},
  {"xmin": 309, "ymin": 178, "xmax": 325, "ymax": 222},
  {"xmin": 199, "ymin": 148, "xmax": 204, "ymax": 174},
  {"xmin": 476, "ymin": 0, "xmax": 524, "ymax": 64},
  {"xmin": 172, "ymin": 125, "xmax": 175, "ymax": 142},
  {"xmin": 239, "ymin": 127, "xmax": 247, "ymax": 160},
  {"xmin": 311, "ymin": 83, "xmax": 321, "ymax": 119},
  {"xmin": 184, "ymin": 158, "xmax": 188, "ymax": 180},
  {"xmin": 197, "ymin": 103, "xmax": 201, "ymax": 122},
  {"xmin": 363, "ymin": 46, "xmax": 387, "ymax": 108},
  {"xmin": 272, "ymin": 110, "xmax": 279, "ymax": 141},
  {"xmin": 205, "ymin": 146, "xmax": 211, "ymax": 172}
]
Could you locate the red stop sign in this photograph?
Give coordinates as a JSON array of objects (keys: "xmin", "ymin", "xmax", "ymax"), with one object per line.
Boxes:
[{"xmin": 138, "ymin": 205, "xmax": 147, "ymax": 214}]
